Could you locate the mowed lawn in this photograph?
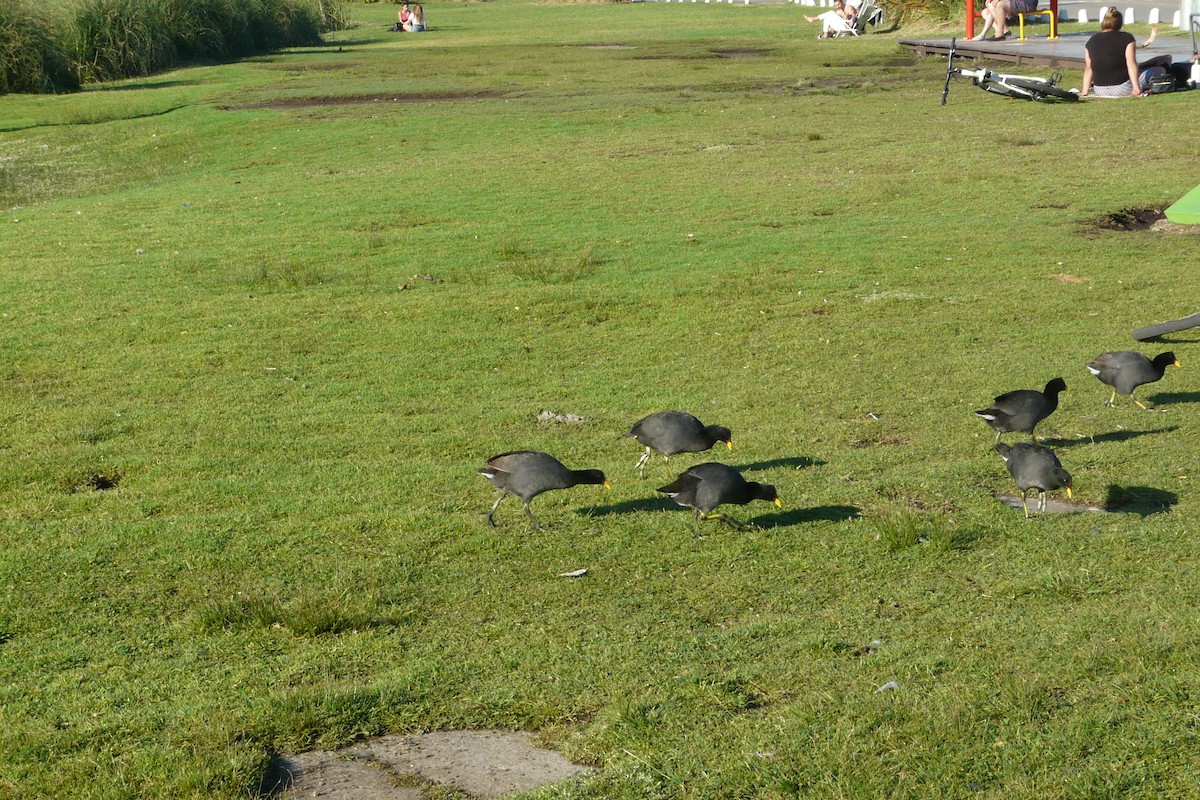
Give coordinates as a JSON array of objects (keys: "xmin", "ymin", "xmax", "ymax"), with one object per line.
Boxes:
[{"xmin": 1, "ymin": 2, "xmax": 1199, "ymax": 797}]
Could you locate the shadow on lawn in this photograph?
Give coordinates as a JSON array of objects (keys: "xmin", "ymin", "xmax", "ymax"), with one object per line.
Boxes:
[
  {"xmin": 582, "ymin": 499, "xmax": 859, "ymax": 528},
  {"xmin": 1145, "ymin": 391, "xmax": 1200, "ymax": 407},
  {"xmin": 1105, "ymin": 485, "xmax": 1178, "ymax": 516},
  {"xmin": 584, "ymin": 496, "xmax": 677, "ymax": 516},
  {"xmin": 736, "ymin": 456, "xmax": 825, "ymax": 472},
  {"xmin": 1042, "ymin": 426, "xmax": 1179, "ymax": 448},
  {"xmin": 1135, "ymin": 334, "xmax": 1200, "ymax": 345},
  {"xmin": 752, "ymin": 505, "xmax": 861, "ymax": 528},
  {"xmin": 95, "ymin": 79, "xmax": 197, "ymax": 91}
]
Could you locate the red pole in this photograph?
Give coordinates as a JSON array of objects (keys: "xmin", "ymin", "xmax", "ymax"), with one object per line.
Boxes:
[
  {"xmin": 1049, "ymin": 0, "xmax": 1058, "ymax": 36},
  {"xmin": 966, "ymin": 0, "xmax": 976, "ymax": 39}
]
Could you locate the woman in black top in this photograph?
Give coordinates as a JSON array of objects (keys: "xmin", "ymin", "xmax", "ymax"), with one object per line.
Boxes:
[{"xmin": 1082, "ymin": 8, "xmax": 1170, "ymax": 97}]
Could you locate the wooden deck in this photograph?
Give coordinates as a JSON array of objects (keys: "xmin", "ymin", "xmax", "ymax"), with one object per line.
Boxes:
[{"xmin": 899, "ymin": 32, "xmax": 1197, "ymax": 68}]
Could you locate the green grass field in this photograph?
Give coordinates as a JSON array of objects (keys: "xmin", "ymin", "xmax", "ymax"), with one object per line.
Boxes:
[{"xmin": 2, "ymin": 2, "xmax": 1199, "ymax": 797}]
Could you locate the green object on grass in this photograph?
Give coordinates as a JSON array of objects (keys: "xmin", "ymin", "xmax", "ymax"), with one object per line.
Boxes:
[{"xmin": 1165, "ymin": 183, "xmax": 1200, "ymax": 224}]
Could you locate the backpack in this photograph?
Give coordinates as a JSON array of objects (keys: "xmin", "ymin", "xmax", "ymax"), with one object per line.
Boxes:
[{"xmin": 1147, "ymin": 73, "xmax": 1176, "ymax": 94}]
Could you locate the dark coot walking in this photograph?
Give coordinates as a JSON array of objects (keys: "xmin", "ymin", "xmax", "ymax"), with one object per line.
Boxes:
[
  {"xmin": 975, "ymin": 377, "xmax": 1066, "ymax": 442},
  {"xmin": 657, "ymin": 462, "xmax": 780, "ymax": 535},
  {"xmin": 478, "ymin": 451, "xmax": 610, "ymax": 530},
  {"xmin": 994, "ymin": 442, "xmax": 1072, "ymax": 518},
  {"xmin": 625, "ymin": 411, "xmax": 732, "ymax": 477},
  {"xmin": 1087, "ymin": 351, "xmax": 1179, "ymax": 410}
]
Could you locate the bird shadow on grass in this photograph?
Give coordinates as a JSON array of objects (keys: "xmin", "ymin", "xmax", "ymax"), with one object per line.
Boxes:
[
  {"xmin": 1105, "ymin": 485, "xmax": 1178, "ymax": 516},
  {"xmin": 582, "ymin": 496, "xmax": 678, "ymax": 517},
  {"xmin": 1136, "ymin": 334, "xmax": 1200, "ymax": 345},
  {"xmin": 751, "ymin": 505, "xmax": 861, "ymax": 529},
  {"xmin": 1146, "ymin": 391, "xmax": 1200, "ymax": 407},
  {"xmin": 735, "ymin": 456, "xmax": 826, "ymax": 472},
  {"xmin": 1041, "ymin": 426, "xmax": 1179, "ymax": 448}
]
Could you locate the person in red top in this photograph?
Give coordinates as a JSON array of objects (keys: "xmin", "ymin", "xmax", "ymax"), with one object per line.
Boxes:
[{"xmin": 404, "ymin": 3, "xmax": 426, "ymax": 32}]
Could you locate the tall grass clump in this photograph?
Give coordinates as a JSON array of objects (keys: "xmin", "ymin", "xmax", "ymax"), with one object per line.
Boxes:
[
  {"xmin": 878, "ymin": 0, "xmax": 960, "ymax": 23},
  {"xmin": 315, "ymin": 0, "xmax": 348, "ymax": 32},
  {"xmin": 160, "ymin": 0, "xmax": 331, "ymax": 63},
  {"xmin": 69, "ymin": 0, "xmax": 178, "ymax": 84},
  {"xmin": 162, "ymin": 0, "xmax": 258, "ymax": 61},
  {"xmin": 0, "ymin": 0, "xmax": 79, "ymax": 93},
  {"xmin": 252, "ymin": 0, "xmax": 324, "ymax": 49},
  {"xmin": 64, "ymin": 0, "xmax": 334, "ymax": 87}
]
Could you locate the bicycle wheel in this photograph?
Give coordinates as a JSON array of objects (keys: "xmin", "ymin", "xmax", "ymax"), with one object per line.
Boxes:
[{"xmin": 1002, "ymin": 76, "xmax": 1079, "ymax": 101}]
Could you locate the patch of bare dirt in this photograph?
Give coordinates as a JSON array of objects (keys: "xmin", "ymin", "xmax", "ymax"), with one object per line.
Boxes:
[
  {"xmin": 1094, "ymin": 207, "xmax": 1165, "ymax": 231},
  {"xmin": 536, "ymin": 409, "xmax": 589, "ymax": 424},
  {"xmin": 632, "ymin": 52, "xmax": 716, "ymax": 61},
  {"xmin": 65, "ymin": 471, "xmax": 122, "ymax": 493},
  {"xmin": 255, "ymin": 62, "xmax": 360, "ymax": 71},
  {"xmin": 698, "ymin": 78, "xmax": 872, "ymax": 96},
  {"xmin": 711, "ymin": 48, "xmax": 772, "ymax": 58},
  {"xmin": 1082, "ymin": 207, "xmax": 1198, "ymax": 235},
  {"xmin": 225, "ymin": 91, "xmax": 506, "ymax": 110},
  {"xmin": 85, "ymin": 472, "xmax": 121, "ymax": 490},
  {"xmin": 849, "ymin": 433, "xmax": 912, "ymax": 448},
  {"xmin": 268, "ymin": 730, "xmax": 588, "ymax": 799}
]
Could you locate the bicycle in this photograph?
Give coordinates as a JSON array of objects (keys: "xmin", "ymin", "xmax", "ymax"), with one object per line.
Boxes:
[{"xmin": 941, "ymin": 38, "xmax": 1079, "ymax": 104}]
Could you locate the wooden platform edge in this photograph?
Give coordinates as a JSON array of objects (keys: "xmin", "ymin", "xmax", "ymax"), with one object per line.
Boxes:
[{"xmin": 899, "ymin": 38, "xmax": 1085, "ymax": 68}]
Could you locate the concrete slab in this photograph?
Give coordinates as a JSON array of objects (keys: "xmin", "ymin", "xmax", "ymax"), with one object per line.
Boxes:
[
  {"xmin": 272, "ymin": 750, "xmax": 422, "ymax": 800},
  {"xmin": 270, "ymin": 730, "xmax": 589, "ymax": 800},
  {"xmin": 347, "ymin": 730, "xmax": 589, "ymax": 799},
  {"xmin": 995, "ymin": 493, "xmax": 1104, "ymax": 514}
]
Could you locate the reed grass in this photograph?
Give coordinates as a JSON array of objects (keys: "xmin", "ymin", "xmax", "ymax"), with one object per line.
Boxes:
[
  {"xmin": 0, "ymin": 0, "xmax": 341, "ymax": 93},
  {"xmin": 0, "ymin": 0, "xmax": 79, "ymax": 93}
]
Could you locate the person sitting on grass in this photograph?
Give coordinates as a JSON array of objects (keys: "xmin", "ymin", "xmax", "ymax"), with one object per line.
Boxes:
[
  {"xmin": 971, "ymin": 0, "xmax": 1039, "ymax": 41},
  {"xmin": 404, "ymin": 3, "xmax": 426, "ymax": 32},
  {"xmin": 1080, "ymin": 9, "xmax": 1170, "ymax": 97},
  {"xmin": 390, "ymin": 1, "xmax": 410, "ymax": 32},
  {"xmin": 804, "ymin": 0, "xmax": 857, "ymax": 39}
]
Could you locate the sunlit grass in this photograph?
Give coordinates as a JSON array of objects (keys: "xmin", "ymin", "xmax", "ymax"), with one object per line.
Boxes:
[{"xmin": 1, "ymin": 1, "xmax": 1198, "ymax": 798}]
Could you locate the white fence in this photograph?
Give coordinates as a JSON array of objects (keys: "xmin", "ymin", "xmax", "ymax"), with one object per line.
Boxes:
[{"xmin": 663, "ymin": 0, "xmax": 1197, "ymax": 30}]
